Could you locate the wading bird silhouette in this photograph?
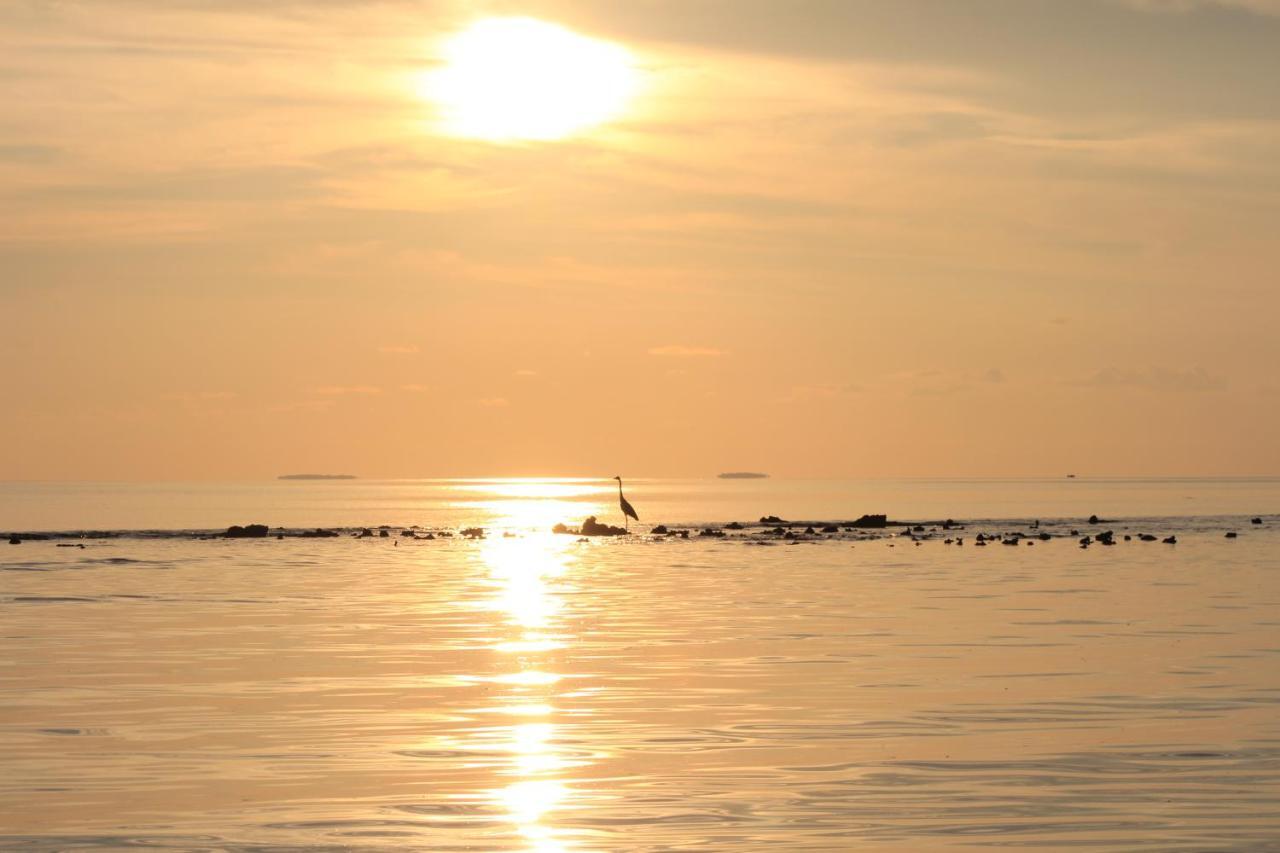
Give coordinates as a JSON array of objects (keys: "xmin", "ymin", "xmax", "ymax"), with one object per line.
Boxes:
[{"xmin": 613, "ymin": 476, "xmax": 639, "ymax": 531}]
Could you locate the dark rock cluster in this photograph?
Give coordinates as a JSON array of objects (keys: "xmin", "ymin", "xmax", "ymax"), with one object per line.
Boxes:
[
  {"xmin": 225, "ymin": 524, "xmax": 269, "ymax": 538},
  {"xmin": 555, "ymin": 516, "xmax": 628, "ymax": 537}
]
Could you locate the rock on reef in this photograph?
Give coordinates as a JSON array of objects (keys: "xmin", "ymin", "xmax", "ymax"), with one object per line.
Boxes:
[
  {"xmin": 582, "ymin": 516, "xmax": 628, "ymax": 537},
  {"xmin": 225, "ymin": 524, "xmax": 269, "ymax": 538},
  {"xmin": 554, "ymin": 517, "xmax": 628, "ymax": 536}
]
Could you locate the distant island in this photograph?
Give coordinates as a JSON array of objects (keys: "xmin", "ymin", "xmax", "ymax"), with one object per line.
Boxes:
[
  {"xmin": 277, "ymin": 474, "xmax": 357, "ymax": 480},
  {"xmin": 718, "ymin": 472, "xmax": 769, "ymax": 479}
]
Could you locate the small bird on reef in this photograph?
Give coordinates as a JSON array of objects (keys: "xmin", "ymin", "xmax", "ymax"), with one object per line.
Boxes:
[{"xmin": 613, "ymin": 475, "xmax": 639, "ymax": 531}]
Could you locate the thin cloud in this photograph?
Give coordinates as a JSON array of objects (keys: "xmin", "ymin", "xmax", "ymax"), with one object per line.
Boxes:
[
  {"xmin": 0, "ymin": 144, "xmax": 64, "ymax": 163},
  {"xmin": 783, "ymin": 383, "xmax": 863, "ymax": 402},
  {"xmin": 881, "ymin": 369, "xmax": 985, "ymax": 398},
  {"xmin": 514, "ymin": 369, "xmax": 538, "ymax": 377},
  {"xmin": 400, "ymin": 383, "xmax": 430, "ymax": 393},
  {"xmin": 378, "ymin": 344, "xmax": 419, "ymax": 354},
  {"xmin": 648, "ymin": 345, "xmax": 725, "ymax": 357},
  {"xmin": 163, "ymin": 390, "xmax": 236, "ymax": 402},
  {"xmin": 1073, "ymin": 366, "xmax": 1226, "ymax": 392},
  {"xmin": 1119, "ymin": 0, "xmax": 1280, "ymax": 15},
  {"xmin": 313, "ymin": 385, "xmax": 382, "ymax": 395},
  {"xmin": 270, "ymin": 399, "xmax": 336, "ymax": 413}
]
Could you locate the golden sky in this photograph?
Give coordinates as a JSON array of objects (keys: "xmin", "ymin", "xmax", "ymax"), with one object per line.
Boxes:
[{"xmin": 2, "ymin": 0, "xmax": 1278, "ymax": 479}]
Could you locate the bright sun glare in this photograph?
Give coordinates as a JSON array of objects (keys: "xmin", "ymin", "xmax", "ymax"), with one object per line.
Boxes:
[{"xmin": 426, "ymin": 17, "xmax": 639, "ymax": 141}]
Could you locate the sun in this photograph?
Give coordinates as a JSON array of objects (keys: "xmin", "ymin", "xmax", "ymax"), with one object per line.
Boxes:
[{"xmin": 425, "ymin": 17, "xmax": 639, "ymax": 142}]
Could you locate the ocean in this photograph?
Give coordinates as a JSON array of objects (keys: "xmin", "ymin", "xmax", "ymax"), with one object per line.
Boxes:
[{"xmin": 2, "ymin": 478, "xmax": 1278, "ymax": 850}]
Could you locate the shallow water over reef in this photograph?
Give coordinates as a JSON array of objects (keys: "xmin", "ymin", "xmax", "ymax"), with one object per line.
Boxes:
[{"xmin": 3, "ymin": 514, "xmax": 1279, "ymax": 850}]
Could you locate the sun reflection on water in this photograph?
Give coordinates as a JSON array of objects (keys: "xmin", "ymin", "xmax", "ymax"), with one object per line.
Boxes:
[
  {"xmin": 454, "ymin": 480, "xmax": 606, "ymax": 499},
  {"xmin": 471, "ymin": 518, "xmax": 589, "ymax": 851},
  {"xmin": 460, "ymin": 498, "xmax": 609, "ymax": 534},
  {"xmin": 447, "ymin": 477, "xmax": 612, "ymax": 534}
]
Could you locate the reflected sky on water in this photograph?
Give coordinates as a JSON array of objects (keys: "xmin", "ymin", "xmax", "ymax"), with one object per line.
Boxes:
[{"xmin": 2, "ymin": 482, "xmax": 1280, "ymax": 849}]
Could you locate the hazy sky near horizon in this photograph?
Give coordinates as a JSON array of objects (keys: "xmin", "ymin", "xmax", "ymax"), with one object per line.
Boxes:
[{"xmin": 2, "ymin": 0, "xmax": 1279, "ymax": 480}]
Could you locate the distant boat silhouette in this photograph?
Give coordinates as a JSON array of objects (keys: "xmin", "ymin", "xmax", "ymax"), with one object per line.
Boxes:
[
  {"xmin": 613, "ymin": 476, "xmax": 639, "ymax": 530},
  {"xmin": 1066, "ymin": 474, "xmax": 1077, "ymax": 479},
  {"xmin": 718, "ymin": 472, "xmax": 769, "ymax": 479}
]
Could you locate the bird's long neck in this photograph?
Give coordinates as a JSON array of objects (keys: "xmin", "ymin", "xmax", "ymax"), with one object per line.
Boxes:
[{"xmin": 616, "ymin": 479, "xmax": 623, "ymax": 497}]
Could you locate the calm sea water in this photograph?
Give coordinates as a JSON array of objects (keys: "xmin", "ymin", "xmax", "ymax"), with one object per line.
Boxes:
[
  {"xmin": 2, "ymin": 476, "xmax": 1278, "ymax": 532},
  {"xmin": 2, "ymin": 479, "xmax": 1279, "ymax": 849}
]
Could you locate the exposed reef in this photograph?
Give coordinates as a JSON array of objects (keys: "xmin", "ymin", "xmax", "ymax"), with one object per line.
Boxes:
[{"xmin": 7, "ymin": 512, "xmax": 1270, "ymax": 547}]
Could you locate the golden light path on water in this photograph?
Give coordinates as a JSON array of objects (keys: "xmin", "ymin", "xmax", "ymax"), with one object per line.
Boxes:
[
  {"xmin": 452, "ymin": 481, "xmax": 604, "ymax": 500},
  {"xmin": 472, "ymin": 516, "xmax": 586, "ymax": 852},
  {"xmin": 435, "ymin": 478, "xmax": 630, "ymax": 849},
  {"xmin": 451, "ymin": 478, "xmax": 614, "ymax": 532}
]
